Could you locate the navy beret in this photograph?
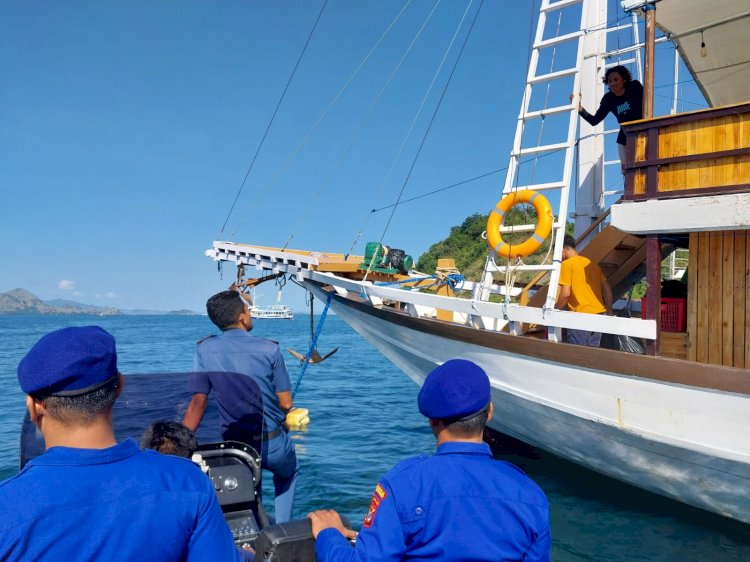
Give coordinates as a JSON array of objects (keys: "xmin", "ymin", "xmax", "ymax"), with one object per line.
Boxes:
[
  {"xmin": 418, "ymin": 359, "xmax": 490, "ymax": 420},
  {"xmin": 18, "ymin": 326, "xmax": 118, "ymax": 396}
]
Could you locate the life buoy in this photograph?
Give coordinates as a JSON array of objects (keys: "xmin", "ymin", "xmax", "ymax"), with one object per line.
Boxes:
[{"xmin": 486, "ymin": 190, "xmax": 553, "ymax": 258}]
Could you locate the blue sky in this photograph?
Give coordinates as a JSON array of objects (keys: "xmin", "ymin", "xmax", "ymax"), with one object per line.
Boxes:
[{"xmin": 0, "ymin": 1, "xmax": 705, "ymax": 312}]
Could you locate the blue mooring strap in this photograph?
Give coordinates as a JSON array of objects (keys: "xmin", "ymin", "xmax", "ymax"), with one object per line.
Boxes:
[{"xmin": 292, "ymin": 291, "xmax": 334, "ymax": 398}]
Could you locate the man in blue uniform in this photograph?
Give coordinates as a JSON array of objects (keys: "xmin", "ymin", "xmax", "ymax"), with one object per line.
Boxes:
[
  {"xmin": 182, "ymin": 290, "xmax": 299, "ymax": 523},
  {"xmin": 0, "ymin": 326, "xmax": 245, "ymax": 562},
  {"xmin": 308, "ymin": 359, "xmax": 551, "ymax": 561}
]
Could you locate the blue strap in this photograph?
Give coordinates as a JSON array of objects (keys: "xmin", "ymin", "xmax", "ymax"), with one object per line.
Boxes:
[{"xmin": 292, "ymin": 291, "xmax": 334, "ymax": 398}]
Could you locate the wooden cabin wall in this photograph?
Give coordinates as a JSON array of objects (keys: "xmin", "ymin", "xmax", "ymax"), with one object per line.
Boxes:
[
  {"xmin": 688, "ymin": 231, "xmax": 750, "ymax": 368},
  {"xmin": 627, "ymin": 104, "xmax": 750, "ymax": 198}
]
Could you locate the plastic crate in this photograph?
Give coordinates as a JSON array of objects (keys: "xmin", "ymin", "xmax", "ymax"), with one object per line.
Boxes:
[{"xmin": 641, "ymin": 297, "xmax": 687, "ymax": 332}]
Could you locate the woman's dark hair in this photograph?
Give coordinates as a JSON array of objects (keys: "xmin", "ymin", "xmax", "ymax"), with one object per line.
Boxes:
[
  {"xmin": 603, "ymin": 65, "xmax": 632, "ymax": 85},
  {"xmin": 141, "ymin": 421, "xmax": 198, "ymax": 458}
]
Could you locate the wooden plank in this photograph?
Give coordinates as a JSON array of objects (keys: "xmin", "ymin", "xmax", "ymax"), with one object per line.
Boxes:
[
  {"xmin": 715, "ymin": 117, "xmax": 730, "ymax": 186},
  {"xmin": 645, "ymin": 236, "xmax": 661, "ymax": 356},
  {"xmin": 733, "ymin": 231, "xmax": 746, "ymax": 368},
  {"xmin": 687, "ymin": 232, "xmax": 699, "ymax": 361},
  {"xmin": 661, "ymin": 332, "xmax": 688, "ymax": 360},
  {"xmin": 685, "ymin": 124, "xmax": 701, "ymax": 189},
  {"xmin": 721, "ymin": 232, "xmax": 734, "ymax": 366},
  {"xmin": 747, "ymin": 232, "xmax": 750, "ymax": 369},
  {"xmin": 695, "ymin": 232, "xmax": 710, "ymax": 363},
  {"xmin": 740, "ymin": 116, "xmax": 750, "ymax": 186},
  {"xmin": 579, "ymin": 225, "xmax": 628, "ymax": 264},
  {"xmin": 707, "ymin": 232, "xmax": 723, "ymax": 365}
]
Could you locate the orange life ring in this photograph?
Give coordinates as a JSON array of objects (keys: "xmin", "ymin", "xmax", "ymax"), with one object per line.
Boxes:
[{"xmin": 486, "ymin": 190, "xmax": 553, "ymax": 258}]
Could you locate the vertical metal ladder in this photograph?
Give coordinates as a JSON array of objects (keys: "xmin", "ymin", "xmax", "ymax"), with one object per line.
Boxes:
[
  {"xmin": 477, "ymin": 0, "xmax": 648, "ymax": 336},
  {"xmin": 477, "ymin": 0, "xmax": 609, "ymax": 317}
]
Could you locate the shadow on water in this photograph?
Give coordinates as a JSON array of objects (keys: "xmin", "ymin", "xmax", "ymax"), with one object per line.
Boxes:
[{"xmin": 485, "ymin": 428, "xmax": 750, "ymax": 561}]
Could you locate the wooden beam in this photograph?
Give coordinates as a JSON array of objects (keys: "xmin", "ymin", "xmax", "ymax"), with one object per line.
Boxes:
[
  {"xmin": 733, "ymin": 231, "xmax": 746, "ymax": 368},
  {"xmin": 722, "ymin": 232, "xmax": 734, "ymax": 366},
  {"xmin": 645, "ymin": 235, "xmax": 661, "ymax": 356},
  {"xmin": 643, "ymin": 6, "xmax": 656, "ymax": 119},
  {"xmin": 687, "ymin": 233, "xmax": 698, "ymax": 361},
  {"xmin": 708, "ymin": 233, "xmax": 723, "ymax": 365}
]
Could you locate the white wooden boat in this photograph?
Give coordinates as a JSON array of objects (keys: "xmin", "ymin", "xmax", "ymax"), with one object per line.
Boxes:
[{"xmin": 207, "ymin": 0, "xmax": 750, "ymax": 524}]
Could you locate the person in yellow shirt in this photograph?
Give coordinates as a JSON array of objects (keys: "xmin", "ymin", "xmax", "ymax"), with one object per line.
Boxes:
[{"xmin": 555, "ymin": 235, "xmax": 613, "ymax": 346}]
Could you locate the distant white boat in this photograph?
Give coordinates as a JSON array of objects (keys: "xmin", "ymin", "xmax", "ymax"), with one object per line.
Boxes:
[
  {"xmin": 250, "ymin": 303, "xmax": 293, "ymax": 320},
  {"xmin": 250, "ymin": 288, "xmax": 293, "ymax": 319}
]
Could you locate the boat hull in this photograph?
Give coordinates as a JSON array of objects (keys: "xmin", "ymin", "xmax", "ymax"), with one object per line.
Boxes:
[{"xmin": 308, "ymin": 284, "xmax": 750, "ymax": 524}]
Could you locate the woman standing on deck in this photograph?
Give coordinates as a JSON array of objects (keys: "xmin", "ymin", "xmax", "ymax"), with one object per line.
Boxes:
[{"xmin": 573, "ymin": 65, "xmax": 643, "ymax": 170}]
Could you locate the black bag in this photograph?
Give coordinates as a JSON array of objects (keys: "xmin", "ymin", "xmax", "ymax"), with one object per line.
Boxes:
[{"xmin": 600, "ymin": 332, "xmax": 644, "ymax": 353}]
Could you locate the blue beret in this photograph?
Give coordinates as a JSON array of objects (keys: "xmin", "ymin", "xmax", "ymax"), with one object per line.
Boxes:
[
  {"xmin": 418, "ymin": 359, "xmax": 490, "ymax": 420},
  {"xmin": 18, "ymin": 326, "xmax": 118, "ymax": 396}
]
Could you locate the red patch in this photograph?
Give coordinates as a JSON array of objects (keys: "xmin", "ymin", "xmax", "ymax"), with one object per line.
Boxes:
[{"xmin": 363, "ymin": 485, "xmax": 388, "ymax": 528}]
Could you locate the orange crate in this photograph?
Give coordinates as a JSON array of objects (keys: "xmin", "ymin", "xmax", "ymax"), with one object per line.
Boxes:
[{"xmin": 641, "ymin": 297, "xmax": 687, "ymax": 332}]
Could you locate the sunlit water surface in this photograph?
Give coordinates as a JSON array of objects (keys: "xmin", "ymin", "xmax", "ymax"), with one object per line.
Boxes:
[{"xmin": 0, "ymin": 315, "xmax": 747, "ymax": 560}]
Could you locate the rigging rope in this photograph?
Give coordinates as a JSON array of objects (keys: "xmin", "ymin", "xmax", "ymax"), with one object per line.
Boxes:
[
  {"xmin": 282, "ymin": 0, "xmax": 444, "ymax": 253},
  {"xmin": 292, "ymin": 291, "xmax": 334, "ymax": 398},
  {"xmin": 365, "ymin": 0, "xmax": 485, "ymax": 282},
  {"xmin": 231, "ymin": 0, "xmax": 416, "ymax": 239},
  {"xmin": 370, "ymin": 142, "xmax": 569, "ymax": 213},
  {"xmin": 218, "ymin": 0, "xmax": 329, "ymax": 238}
]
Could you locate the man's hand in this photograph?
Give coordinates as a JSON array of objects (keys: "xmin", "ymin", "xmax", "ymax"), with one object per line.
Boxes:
[{"xmin": 308, "ymin": 510, "xmax": 357, "ymax": 540}]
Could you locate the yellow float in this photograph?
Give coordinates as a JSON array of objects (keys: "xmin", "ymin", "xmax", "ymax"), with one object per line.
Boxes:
[{"xmin": 486, "ymin": 190, "xmax": 553, "ymax": 258}]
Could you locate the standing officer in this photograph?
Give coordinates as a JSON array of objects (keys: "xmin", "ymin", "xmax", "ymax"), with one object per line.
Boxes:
[
  {"xmin": 308, "ymin": 359, "xmax": 551, "ymax": 561},
  {"xmin": 182, "ymin": 289, "xmax": 299, "ymax": 523},
  {"xmin": 0, "ymin": 326, "xmax": 244, "ymax": 561}
]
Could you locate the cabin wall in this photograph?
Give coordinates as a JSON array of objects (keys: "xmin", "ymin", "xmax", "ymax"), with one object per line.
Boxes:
[
  {"xmin": 688, "ymin": 231, "xmax": 750, "ymax": 368},
  {"xmin": 625, "ymin": 103, "xmax": 750, "ymax": 199}
]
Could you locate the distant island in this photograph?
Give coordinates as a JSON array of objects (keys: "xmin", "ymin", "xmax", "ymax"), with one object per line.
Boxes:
[{"xmin": 0, "ymin": 288, "xmax": 199, "ymax": 316}]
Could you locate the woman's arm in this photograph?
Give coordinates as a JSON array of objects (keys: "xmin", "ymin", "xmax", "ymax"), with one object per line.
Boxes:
[{"xmin": 578, "ymin": 94, "xmax": 610, "ymax": 126}]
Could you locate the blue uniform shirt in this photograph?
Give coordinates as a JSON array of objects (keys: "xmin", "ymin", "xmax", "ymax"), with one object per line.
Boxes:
[
  {"xmin": 190, "ymin": 329, "xmax": 291, "ymax": 433},
  {"xmin": 0, "ymin": 439, "xmax": 243, "ymax": 562},
  {"xmin": 316, "ymin": 442, "xmax": 551, "ymax": 561}
]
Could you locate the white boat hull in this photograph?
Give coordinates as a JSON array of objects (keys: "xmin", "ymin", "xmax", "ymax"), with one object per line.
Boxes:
[{"xmin": 309, "ymin": 284, "xmax": 750, "ymax": 524}]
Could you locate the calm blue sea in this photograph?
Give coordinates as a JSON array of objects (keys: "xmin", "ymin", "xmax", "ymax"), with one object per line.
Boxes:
[{"xmin": 0, "ymin": 315, "xmax": 748, "ymax": 560}]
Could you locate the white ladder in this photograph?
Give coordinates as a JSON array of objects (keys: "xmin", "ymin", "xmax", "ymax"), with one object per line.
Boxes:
[{"xmin": 478, "ymin": 0, "xmax": 610, "ymax": 318}]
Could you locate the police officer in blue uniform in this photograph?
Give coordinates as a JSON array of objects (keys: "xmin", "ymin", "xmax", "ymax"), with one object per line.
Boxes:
[
  {"xmin": 309, "ymin": 359, "xmax": 551, "ymax": 561},
  {"xmin": 182, "ymin": 290, "xmax": 299, "ymax": 523},
  {"xmin": 0, "ymin": 326, "xmax": 245, "ymax": 562}
]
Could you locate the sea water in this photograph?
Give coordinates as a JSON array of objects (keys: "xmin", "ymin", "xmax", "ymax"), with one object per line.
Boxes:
[{"xmin": 0, "ymin": 315, "xmax": 748, "ymax": 561}]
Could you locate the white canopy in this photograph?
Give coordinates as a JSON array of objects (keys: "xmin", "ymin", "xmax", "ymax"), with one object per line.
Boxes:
[{"xmin": 650, "ymin": 0, "xmax": 750, "ymax": 107}]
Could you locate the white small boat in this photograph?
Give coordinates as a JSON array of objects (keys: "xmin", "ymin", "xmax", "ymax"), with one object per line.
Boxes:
[{"xmin": 250, "ymin": 303, "xmax": 294, "ymax": 320}]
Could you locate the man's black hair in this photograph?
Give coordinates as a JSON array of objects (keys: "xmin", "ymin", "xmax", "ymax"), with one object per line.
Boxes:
[
  {"xmin": 603, "ymin": 65, "xmax": 632, "ymax": 85},
  {"xmin": 563, "ymin": 234, "xmax": 577, "ymax": 249},
  {"xmin": 443, "ymin": 407, "xmax": 489, "ymax": 438},
  {"xmin": 41, "ymin": 376, "xmax": 119, "ymax": 425},
  {"xmin": 206, "ymin": 290, "xmax": 245, "ymax": 330},
  {"xmin": 141, "ymin": 421, "xmax": 198, "ymax": 458}
]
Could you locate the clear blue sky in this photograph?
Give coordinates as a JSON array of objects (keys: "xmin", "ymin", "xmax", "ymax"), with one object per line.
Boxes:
[{"xmin": 0, "ymin": 1, "xmax": 705, "ymax": 312}]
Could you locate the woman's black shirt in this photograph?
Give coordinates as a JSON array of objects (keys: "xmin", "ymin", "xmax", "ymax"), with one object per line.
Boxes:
[{"xmin": 579, "ymin": 80, "xmax": 643, "ymax": 145}]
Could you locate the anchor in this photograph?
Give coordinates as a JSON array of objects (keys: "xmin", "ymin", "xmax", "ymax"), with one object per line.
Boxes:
[{"xmin": 287, "ymin": 291, "xmax": 338, "ymax": 365}]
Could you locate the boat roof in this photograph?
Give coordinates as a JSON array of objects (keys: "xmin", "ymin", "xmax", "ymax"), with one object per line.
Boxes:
[{"xmin": 654, "ymin": 0, "xmax": 750, "ymax": 107}]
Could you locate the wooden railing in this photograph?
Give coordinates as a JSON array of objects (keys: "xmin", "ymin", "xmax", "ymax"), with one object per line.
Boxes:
[{"xmin": 621, "ymin": 102, "xmax": 750, "ymax": 200}]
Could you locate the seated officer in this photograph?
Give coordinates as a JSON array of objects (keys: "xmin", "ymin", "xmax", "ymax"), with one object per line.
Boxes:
[
  {"xmin": 308, "ymin": 359, "xmax": 551, "ymax": 561},
  {"xmin": 0, "ymin": 326, "xmax": 245, "ymax": 561}
]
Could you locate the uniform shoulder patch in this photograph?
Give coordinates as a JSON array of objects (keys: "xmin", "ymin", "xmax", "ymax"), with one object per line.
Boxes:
[
  {"xmin": 363, "ymin": 483, "xmax": 388, "ymax": 528},
  {"xmin": 196, "ymin": 335, "xmax": 216, "ymax": 345}
]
